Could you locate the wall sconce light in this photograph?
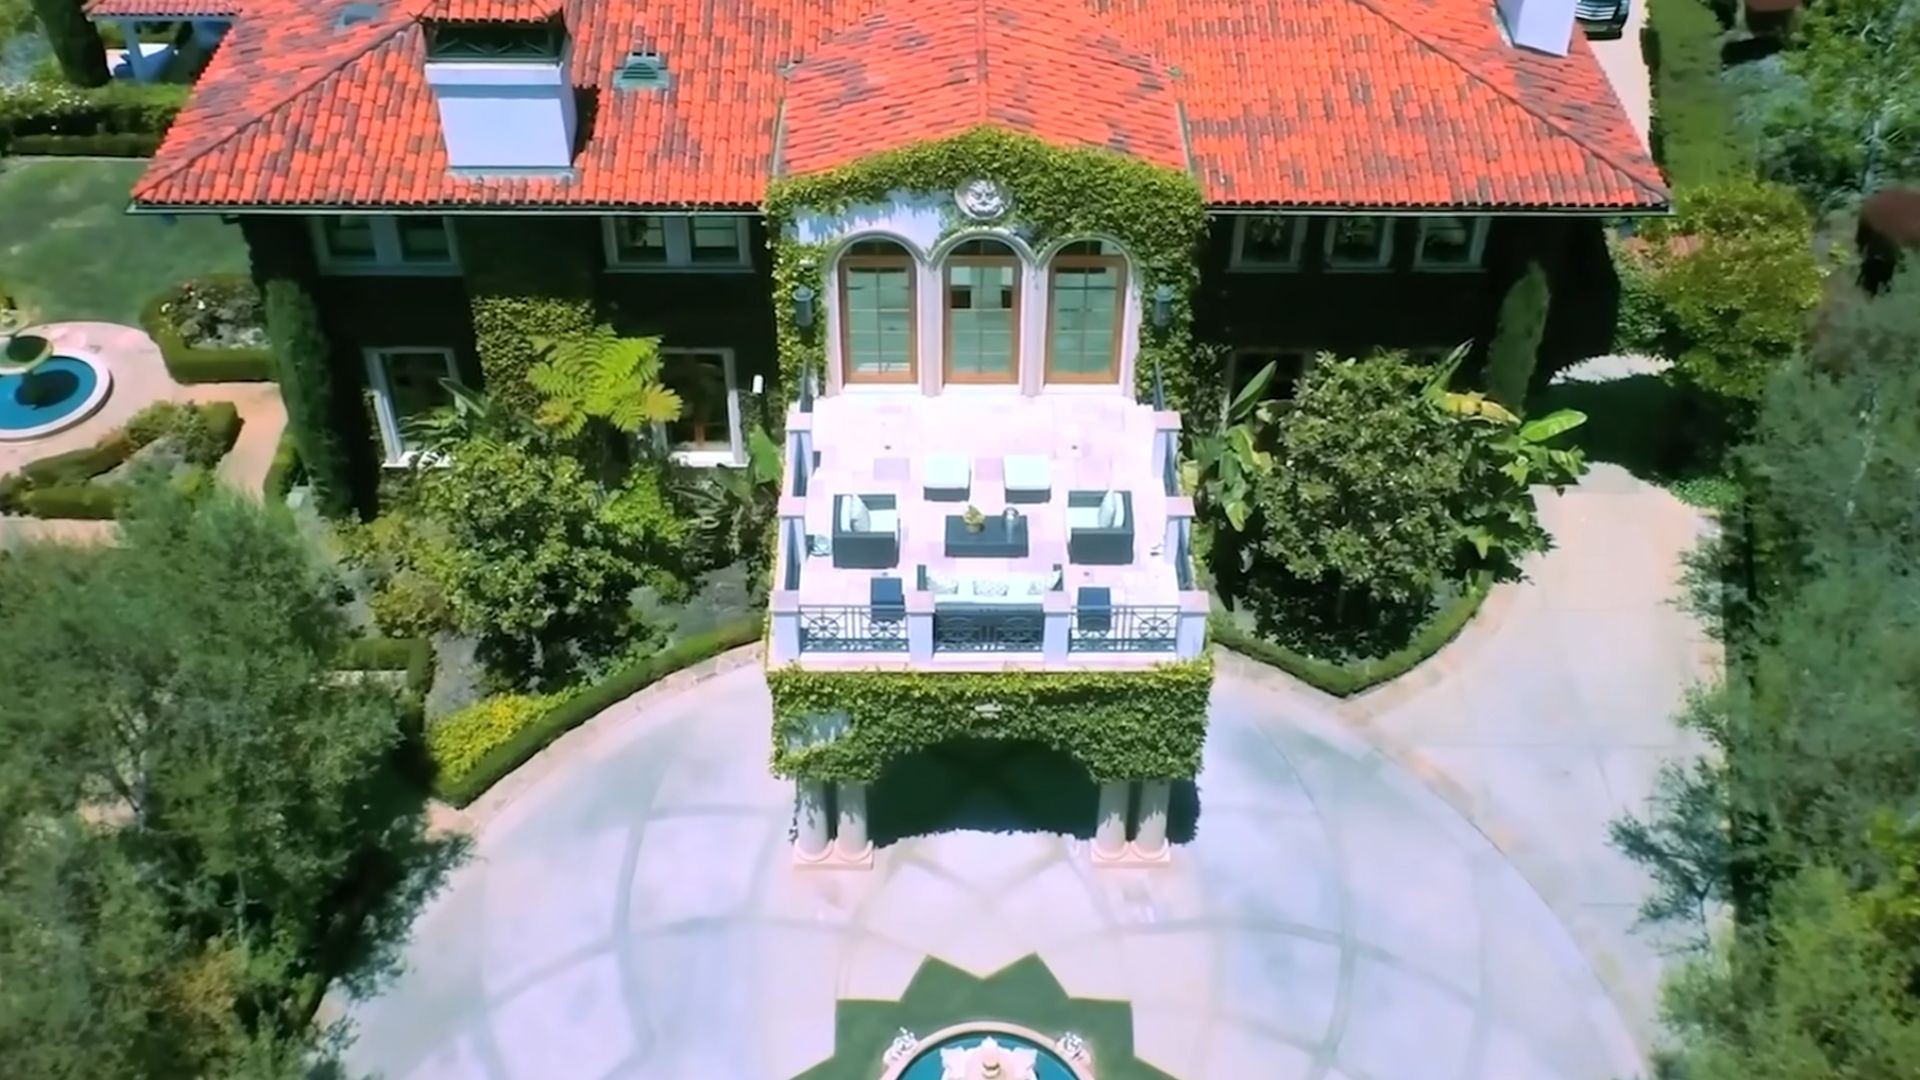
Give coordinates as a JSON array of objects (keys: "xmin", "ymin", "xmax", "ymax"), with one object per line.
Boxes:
[
  {"xmin": 1151, "ymin": 283, "xmax": 1176, "ymax": 328},
  {"xmin": 792, "ymin": 285, "xmax": 817, "ymax": 329}
]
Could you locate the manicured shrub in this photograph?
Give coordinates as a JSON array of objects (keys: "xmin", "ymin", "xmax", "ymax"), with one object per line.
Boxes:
[
  {"xmin": 125, "ymin": 400, "xmax": 235, "ymax": 466},
  {"xmin": 336, "ymin": 636, "xmax": 435, "ymax": 701},
  {"xmin": 1484, "ymin": 261, "xmax": 1549, "ymax": 412},
  {"xmin": 142, "ymin": 276, "xmax": 275, "ymax": 384},
  {"xmin": 1645, "ymin": 0, "xmax": 1753, "ymax": 186},
  {"xmin": 433, "ymin": 618, "xmax": 762, "ymax": 807},
  {"xmin": 263, "ymin": 431, "xmax": 300, "ymax": 503},
  {"xmin": 18, "ymin": 483, "xmax": 123, "ymax": 518},
  {"xmin": 2, "ymin": 403, "xmax": 241, "ymax": 518},
  {"xmin": 27, "ymin": 0, "xmax": 108, "ymax": 88},
  {"xmin": 5, "ymin": 132, "xmax": 160, "ymax": 156},
  {"xmin": 0, "ymin": 80, "xmax": 186, "ymax": 144},
  {"xmin": 1210, "ymin": 573, "xmax": 1491, "ymax": 697},
  {"xmin": 263, "ymin": 278, "xmax": 348, "ymax": 516}
]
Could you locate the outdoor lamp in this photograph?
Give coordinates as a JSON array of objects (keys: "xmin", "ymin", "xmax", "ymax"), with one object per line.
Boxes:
[
  {"xmin": 1151, "ymin": 283, "xmax": 1176, "ymax": 328},
  {"xmin": 792, "ymin": 285, "xmax": 817, "ymax": 329}
]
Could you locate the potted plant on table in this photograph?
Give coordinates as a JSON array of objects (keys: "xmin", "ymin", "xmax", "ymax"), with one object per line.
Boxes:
[{"xmin": 962, "ymin": 504, "xmax": 986, "ymax": 532}]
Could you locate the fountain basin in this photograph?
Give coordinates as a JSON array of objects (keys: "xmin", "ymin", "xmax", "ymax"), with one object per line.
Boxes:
[{"xmin": 0, "ymin": 353, "xmax": 112, "ymax": 441}]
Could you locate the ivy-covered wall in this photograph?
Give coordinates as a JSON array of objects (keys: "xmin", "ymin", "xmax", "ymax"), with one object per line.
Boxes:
[
  {"xmin": 454, "ymin": 216, "xmax": 598, "ymax": 413},
  {"xmin": 764, "ymin": 127, "xmax": 1212, "ymax": 412},
  {"xmin": 766, "ymin": 658, "xmax": 1215, "ymax": 784}
]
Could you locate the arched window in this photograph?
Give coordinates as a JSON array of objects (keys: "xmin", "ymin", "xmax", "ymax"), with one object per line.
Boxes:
[
  {"xmin": 1046, "ymin": 240, "xmax": 1126, "ymax": 383},
  {"xmin": 838, "ymin": 239, "xmax": 916, "ymax": 383},
  {"xmin": 942, "ymin": 238, "xmax": 1020, "ymax": 384}
]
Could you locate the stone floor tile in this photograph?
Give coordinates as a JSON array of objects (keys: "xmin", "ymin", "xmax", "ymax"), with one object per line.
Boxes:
[
  {"xmin": 1214, "ymin": 928, "xmax": 1343, "ymax": 1046},
  {"xmin": 1335, "ymin": 958, "xmax": 1478, "ymax": 1080},
  {"xmin": 838, "ymin": 932, "xmax": 928, "ymax": 1001},
  {"xmin": 992, "ymin": 859, "xmax": 1115, "ymax": 948},
  {"xmin": 480, "ymin": 826, "xmax": 630, "ymax": 995},
  {"xmin": 934, "ymin": 901, "xmax": 1033, "ymax": 978},
  {"xmin": 862, "ymin": 862, "xmax": 977, "ymax": 954},
  {"xmin": 490, "ymin": 956, "xmax": 636, "ymax": 1080},
  {"xmin": 1119, "ymin": 930, "xmax": 1217, "ymax": 1007},
  {"xmin": 1127, "ymin": 1006, "xmax": 1212, "ymax": 1080},
  {"xmin": 629, "ymin": 814, "xmax": 775, "ymax": 929},
  {"xmin": 1035, "ymin": 935, "xmax": 1129, "ymax": 1001},
  {"xmin": 1199, "ymin": 1020, "xmax": 1317, "ymax": 1080}
]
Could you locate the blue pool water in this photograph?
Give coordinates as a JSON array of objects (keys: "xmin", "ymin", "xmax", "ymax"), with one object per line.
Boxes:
[
  {"xmin": 0, "ymin": 356, "xmax": 99, "ymax": 432},
  {"xmin": 898, "ymin": 1032, "xmax": 1081, "ymax": 1080}
]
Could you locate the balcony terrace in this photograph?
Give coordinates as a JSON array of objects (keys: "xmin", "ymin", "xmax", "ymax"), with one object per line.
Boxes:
[{"xmin": 768, "ymin": 389, "xmax": 1208, "ymax": 669}]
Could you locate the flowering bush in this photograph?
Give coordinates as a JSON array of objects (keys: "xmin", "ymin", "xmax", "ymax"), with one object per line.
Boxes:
[{"xmin": 159, "ymin": 277, "xmax": 267, "ymax": 351}]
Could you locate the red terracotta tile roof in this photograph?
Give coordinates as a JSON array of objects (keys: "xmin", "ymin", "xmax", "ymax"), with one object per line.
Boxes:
[
  {"xmin": 415, "ymin": 0, "xmax": 561, "ymax": 23},
  {"xmin": 131, "ymin": 0, "xmax": 1667, "ymax": 211},
  {"xmin": 86, "ymin": 0, "xmax": 242, "ymax": 16},
  {"xmin": 781, "ymin": 0, "xmax": 1187, "ymax": 176}
]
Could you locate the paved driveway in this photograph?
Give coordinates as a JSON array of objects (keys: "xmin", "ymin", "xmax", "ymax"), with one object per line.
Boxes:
[{"xmin": 344, "ymin": 674, "xmax": 1647, "ymax": 1080}]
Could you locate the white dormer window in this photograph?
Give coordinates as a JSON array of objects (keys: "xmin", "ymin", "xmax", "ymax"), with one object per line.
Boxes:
[
  {"xmin": 1229, "ymin": 215, "xmax": 1306, "ymax": 271},
  {"xmin": 312, "ymin": 215, "xmax": 459, "ymax": 275},
  {"xmin": 602, "ymin": 215, "xmax": 751, "ymax": 271},
  {"xmin": 1414, "ymin": 216, "xmax": 1490, "ymax": 271},
  {"xmin": 1324, "ymin": 216, "xmax": 1394, "ymax": 271}
]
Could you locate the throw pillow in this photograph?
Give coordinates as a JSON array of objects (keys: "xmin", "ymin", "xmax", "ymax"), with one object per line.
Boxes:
[
  {"xmin": 927, "ymin": 573, "xmax": 960, "ymax": 596},
  {"xmin": 1097, "ymin": 490, "xmax": 1125, "ymax": 529},
  {"xmin": 848, "ymin": 494, "xmax": 871, "ymax": 533},
  {"xmin": 974, "ymin": 579, "xmax": 1010, "ymax": 598}
]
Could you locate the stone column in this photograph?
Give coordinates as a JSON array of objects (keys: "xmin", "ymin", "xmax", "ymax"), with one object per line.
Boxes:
[
  {"xmin": 794, "ymin": 780, "xmax": 831, "ymax": 862},
  {"xmin": 1130, "ymin": 780, "xmax": 1172, "ymax": 860},
  {"xmin": 834, "ymin": 781, "xmax": 872, "ymax": 862},
  {"xmin": 1092, "ymin": 781, "xmax": 1131, "ymax": 861}
]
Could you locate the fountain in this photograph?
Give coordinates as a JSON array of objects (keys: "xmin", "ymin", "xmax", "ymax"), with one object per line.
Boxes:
[
  {"xmin": 0, "ymin": 331, "xmax": 112, "ymax": 442},
  {"xmin": 879, "ymin": 1023, "xmax": 1094, "ymax": 1080}
]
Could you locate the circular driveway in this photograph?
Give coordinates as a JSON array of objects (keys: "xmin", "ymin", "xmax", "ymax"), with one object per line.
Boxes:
[{"xmin": 341, "ymin": 663, "xmax": 1643, "ymax": 1080}]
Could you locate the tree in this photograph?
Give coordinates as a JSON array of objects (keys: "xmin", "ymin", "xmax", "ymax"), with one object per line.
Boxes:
[
  {"xmin": 0, "ymin": 484, "xmax": 455, "ymax": 1077},
  {"xmin": 1184, "ymin": 358, "xmax": 1279, "ymax": 533},
  {"xmin": 1754, "ymin": 0, "xmax": 1920, "ymax": 206},
  {"xmin": 29, "ymin": 0, "xmax": 108, "ymax": 87},
  {"xmin": 264, "ymin": 278, "xmax": 349, "ymax": 515},
  {"xmin": 526, "ymin": 322, "xmax": 682, "ymax": 473},
  {"xmin": 1484, "ymin": 261, "xmax": 1550, "ymax": 412},
  {"xmin": 419, "ymin": 435, "xmax": 684, "ymax": 683},
  {"xmin": 1641, "ymin": 181, "xmax": 1825, "ymax": 406}
]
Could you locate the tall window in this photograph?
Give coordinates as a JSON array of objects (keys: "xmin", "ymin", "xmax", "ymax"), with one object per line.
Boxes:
[
  {"xmin": 313, "ymin": 215, "xmax": 458, "ymax": 273},
  {"xmin": 1046, "ymin": 240, "xmax": 1125, "ymax": 383},
  {"xmin": 656, "ymin": 348, "xmax": 741, "ymax": 465},
  {"xmin": 838, "ymin": 239, "xmax": 916, "ymax": 383},
  {"xmin": 364, "ymin": 347, "xmax": 459, "ymax": 466},
  {"xmin": 943, "ymin": 239, "xmax": 1019, "ymax": 383}
]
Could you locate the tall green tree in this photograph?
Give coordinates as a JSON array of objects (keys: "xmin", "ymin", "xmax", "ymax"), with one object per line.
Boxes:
[
  {"xmin": 29, "ymin": 0, "xmax": 108, "ymax": 87},
  {"xmin": 264, "ymin": 278, "xmax": 349, "ymax": 515},
  {"xmin": 0, "ymin": 484, "xmax": 456, "ymax": 1077},
  {"xmin": 1756, "ymin": 0, "xmax": 1920, "ymax": 205},
  {"xmin": 1484, "ymin": 261, "xmax": 1550, "ymax": 412}
]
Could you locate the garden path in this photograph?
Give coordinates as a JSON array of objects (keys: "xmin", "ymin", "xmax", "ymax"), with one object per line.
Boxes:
[{"xmin": 1587, "ymin": 4, "xmax": 1653, "ymax": 148}]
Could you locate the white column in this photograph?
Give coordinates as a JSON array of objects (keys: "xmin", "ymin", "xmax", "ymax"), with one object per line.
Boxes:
[
  {"xmin": 770, "ymin": 593, "xmax": 801, "ymax": 662},
  {"xmin": 834, "ymin": 782, "xmax": 872, "ymax": 861},
  {"xmin": 1042, "ymin": 590, "xmax": 1071, "ymax": 663},
  {"xmin": 907, "ymin": 591, "xmax": 934, "ymax": 662},
  {"xmin": 794, "ymin": 780, "xmax": 831, "ymax": 861},
  {"xmin": 1131, "ymin": 780, "xmax": 1171, "ymax": 859},
  {"xmin": 1092, "ymin": 781, "xmax": 1131, "ymax": 860}
]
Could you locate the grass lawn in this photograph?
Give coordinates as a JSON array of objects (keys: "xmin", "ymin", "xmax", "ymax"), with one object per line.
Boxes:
[
  {"xmin": 0, "ymin": 158, "xmax": 248, "ymax": 327},
  {"xmin": 1536, "ymin": 373, "xmax": 1741, "ymax": 509}
]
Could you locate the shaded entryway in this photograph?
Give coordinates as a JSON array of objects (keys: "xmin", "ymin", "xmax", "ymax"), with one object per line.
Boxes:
[{"xmin": 868, "ymin": 738, "xmax": 1099, "ymax": 846}]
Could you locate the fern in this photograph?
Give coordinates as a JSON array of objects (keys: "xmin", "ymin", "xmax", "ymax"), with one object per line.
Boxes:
[{"xmin": 526, "ymin": 324, "xmax": 682, "ymax": 438}]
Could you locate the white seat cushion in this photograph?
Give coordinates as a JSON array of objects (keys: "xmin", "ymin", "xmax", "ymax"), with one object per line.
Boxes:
[
  {"xmin": 1003, "ymin": 454, "xmax": 1052, "ymax": 493},
  {"xmin": 867, "ymin": 507, "xmax": 899, "ymax": 535},
  {"xmin": 846, "ymin": 494, "xmax": 871, "ymax": 533},
  {"xmin": 1065, "ymin": 504, "xmax": 1100, "ymax": 531},
  {"xmin": 924, "ymin": 453, "xmax": 971, "ymax": 491},
  {"xmin": 1097, "ymin": 490, "xmax": 1126, "ymax": 529}
]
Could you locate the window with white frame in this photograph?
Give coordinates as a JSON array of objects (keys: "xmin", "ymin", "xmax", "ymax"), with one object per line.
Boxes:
[
  {"xmin": 313, "ymin": 215, "xmax": 458, "ymax": 273},
  {"xmin": 654, "ymin": 348, "xmax": 742, "ymax": 464},
  {"xmin": 603, "ymin": 215, "xmax": 751, "ymax": 270},
  {"xmin": 1229, "ymin": 215, "xmax": 1306, "ymax": 270},
  {"xmin": 365, "ymin": 347, "xmax": 460, "ymax": 466},
  {"xmin": 1323, "ymin": 216, "xmax": 1394, "ymax": 270},
  {"xmin": 1414, "ymin": 216, "xmax": 1489, "ymax": 270}
]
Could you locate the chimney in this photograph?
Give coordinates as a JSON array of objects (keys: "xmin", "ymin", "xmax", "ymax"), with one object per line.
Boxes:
[
  {"xmin": 422, "ymin": 15, "xmax": 576, "ymax": 173},
  {"xmin": 1497, "ymin": 0, "xmax": 1577, "ymax": 57}
]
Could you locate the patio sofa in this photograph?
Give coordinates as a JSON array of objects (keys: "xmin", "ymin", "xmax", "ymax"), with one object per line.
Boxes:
[
  {"xmin": 832, "ymin": 493, "xmax": 900, "ymax": 569},
  {"xmin": 915, "ymin": 563, "xmax": 1063, "ymax": 650},
  {"xmin": 1065, "ymin": 490, "xmax": 1134, "ymax": 565}
]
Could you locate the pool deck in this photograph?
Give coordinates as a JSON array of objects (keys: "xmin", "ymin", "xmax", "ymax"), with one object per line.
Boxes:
[{"xmin": 0, "ymin": 321, "xmax": 286, "ymax": 547}]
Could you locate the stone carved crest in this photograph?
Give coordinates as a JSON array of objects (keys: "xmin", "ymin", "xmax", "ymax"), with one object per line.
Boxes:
[
  {"xmin": 882, "ymin": 1029, "xmax": 920, "ymax": 1066},
  {"xmin": 939, "ymin": 1036, "xmax": 1039, "ymax": 1080},
  {"xmin": 955, "ymin": 178, "xmax": 1012, "ymax": 221}
]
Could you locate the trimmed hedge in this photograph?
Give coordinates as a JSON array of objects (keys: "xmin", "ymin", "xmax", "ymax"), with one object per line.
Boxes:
[
  {"xmin": 6, "ymin": 132, "xmax": 161, "ymax": 157},
  {"xmin": 0, "ymin": 81, "xmax": 186, "ymax": 150},
  {"xmin": 1210, "ymin": 573, "xmax": 1493, "ymax": 697},
  {"xmin": 263, "ymin": 278, "xmax": 349, "ymax": 516},
  {"xmin": 263, "ymin": 431, "xmax": 300, "ymax": 503},
  {"xmin": 141, "ymin": 277, "xmax": 276, "ymax": 384},
  {"xmin": 0, "ymin": 401, "xmax": 242, "ymax": 519},
  {"xmin": 432, "ymin": 618, "xmax": 764, "ymax": 807},
  {"xmin": 1645, "ymin": 0, "xmax": 1754, "ymax": 186},
  {"xmin": 337, "ymin": 636, "xmax": 434, "ymax": 701}
]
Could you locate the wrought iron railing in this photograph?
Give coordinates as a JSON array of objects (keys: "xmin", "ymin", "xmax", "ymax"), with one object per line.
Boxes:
[
  {"xmin": 797, "ymin": 605, "xmax": 906, "ymax": 653},
  {"xmin": 1069, "ymin": 604, "xmax": 1179, "ymax": 652},
  {"xmin": 932, "ymin": 607, "xmax": 1046, "ymax": 652}
]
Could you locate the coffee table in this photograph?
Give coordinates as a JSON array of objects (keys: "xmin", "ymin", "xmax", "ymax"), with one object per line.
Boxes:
[{"xmin": 945, "ymin": 514, "xmax": 1029, "ymax": 558}]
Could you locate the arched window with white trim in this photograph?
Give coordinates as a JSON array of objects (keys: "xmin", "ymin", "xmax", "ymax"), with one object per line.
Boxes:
[
  {"xmin": 838, "ymin": 239, "xmax": 916, "ymax": 384},
  {"xmin": 942, "ymin": 238, "xmax": 1020, "ymax": 384}
]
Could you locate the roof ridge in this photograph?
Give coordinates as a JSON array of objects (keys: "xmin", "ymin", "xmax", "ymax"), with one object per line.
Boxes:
[
  {"xmin": 134, "ymin": 17, "xmax": 418, "ymax": 202},
  {"xmin": 1343, "ymin": 0, "xmax": 1666, "ymax": 203}
]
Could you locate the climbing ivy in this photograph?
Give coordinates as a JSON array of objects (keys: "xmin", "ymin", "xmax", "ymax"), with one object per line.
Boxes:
[
  {"xmin": 765, "ymin": 657, "xmax": 1215, "ymax": 783},
  {"xmin": 764, "ymin": 127, "xmax": 1212, "ymax": 411},
  {"xmin": 454, "ymin": 218, "xmax": 597, "ymax": 413}
]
